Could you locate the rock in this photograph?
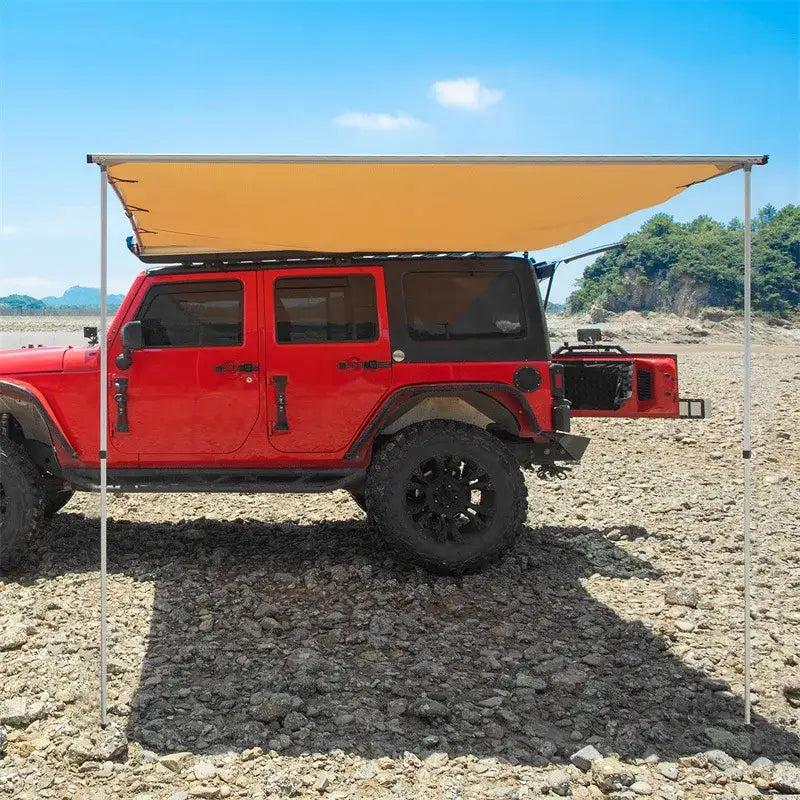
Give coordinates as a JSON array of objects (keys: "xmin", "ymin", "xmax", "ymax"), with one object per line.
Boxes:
[
  {"xmin": 704, "ymin": 749, "xmax": 736, "ymax": 771},
  {"xmin": 631, "ymin": 782, "xmax": 654, "ymax": 796},
  {"xmin": 0, "ymin": 628, "xmax": 27, "ymax": 651},
  {"xmin": 515, "ymin": 673, "xmax": 547, "ymax": 690},
  {"xmin": 188, "ymin": 788, "xmax": 219, "ymax": 799},
  {"xmin": 782, "ymin": 683, "xmax": 800, "ymax": 707},
  {"xmin": 664, "ymin": 587, "xmax": 700, "ymax": 607},
  {"xmin": 66, "ymin": 737, "xmax": 95, "ymax": 765},
  {"xmin": 386, "ymin": 699, "xmax": 407, "ymax": 718},
  {"xmin": 94, "ymin": 723, "xmax": 128, "ymax": 761},
  {"xmin": 0, "ymin": 698, "xmax": 45, "ymax": 728},
  {"xmin": 546, "ymin": 769, "xmax": 571, "ymax": 796},
  {"xmin": 282, "ymin": 711, "xmax": 308, "ymax": 732},
  {"xmin": 570, "ymin": 744, "xmax": 603, "ymax": 771},
  {"xmin": 160, "ymin": 752, "xmax": 192, "ymax": 773},
  {"xmin": 193, "ymin": 761, "xmax": 217, "ymax": 781},
  {"xmin": 771, "ymin": 763, "xmax": 800, "ymax": 794},
  {"xmin": 658, "ymin": 762, "xmax": 679, "ymax": 781},
  {"xmin": 239, "ymin": 618, "xmax": 262, "ymax": 639},
  {"xmin": 424, "ymin": 752, "xmax": 449, "ymax": 769},
  {"xmin": 704, "ymin": 727, "xmax": 751, "ymax": 759},
  {"xmin": 591, "ymin": 757, "xmax": 634, "ymax": 793},
  {"xmin": 411, "ymin": 698, "xmax": 448, "ymax": 720}
]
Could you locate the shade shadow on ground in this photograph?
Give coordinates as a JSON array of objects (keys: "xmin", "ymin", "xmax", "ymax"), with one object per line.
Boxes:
[{"xmin": 37, "ymin": 513, "xmax": 800, "ymax": 766}]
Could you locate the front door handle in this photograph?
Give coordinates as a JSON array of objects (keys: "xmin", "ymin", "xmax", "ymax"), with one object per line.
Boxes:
[
  {"xmin": 272, "ymin": 375, "xmax": 289, "ymax": 431},
  {"xmin": 113, "ymin": 377, "xmax": 129, "ymax": 433},
  {"xmin": 214, "ymin": 362, "xmax": 260, "ymax": 373}
]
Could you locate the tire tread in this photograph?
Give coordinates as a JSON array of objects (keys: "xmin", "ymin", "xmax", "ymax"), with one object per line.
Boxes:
[{"xmin": 365, "ymin": 421, "xmax": 527, "ymax": 574}]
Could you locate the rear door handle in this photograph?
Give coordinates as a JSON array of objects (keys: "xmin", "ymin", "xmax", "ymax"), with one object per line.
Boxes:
[{"xmin": 337, "ymin": 359, "xmax": 392, "ymax": 370}]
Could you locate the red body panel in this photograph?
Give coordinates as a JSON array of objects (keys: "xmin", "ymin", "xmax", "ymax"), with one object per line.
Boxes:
[
  {"xmin": 0, "ymin": 264, "xmax": 687, "ymax": 475},
  {"xmin": 0, "ymin": 346, "xmax": 69, "ymax": 375}
]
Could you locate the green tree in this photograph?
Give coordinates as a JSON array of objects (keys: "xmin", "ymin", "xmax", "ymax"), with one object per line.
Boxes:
[{"xmin": 567, "ymin": 204, "xmax": 800, "ymax": 315}]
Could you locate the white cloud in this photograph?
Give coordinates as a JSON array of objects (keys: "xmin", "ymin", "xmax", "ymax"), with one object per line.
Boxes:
[
  {"xmin": 334, "ymin": 111, "xmax": 425, "ymax": 131},
  {"xmin": 432, "ymin": 78, "xmax": 503, "ymax": 111}
]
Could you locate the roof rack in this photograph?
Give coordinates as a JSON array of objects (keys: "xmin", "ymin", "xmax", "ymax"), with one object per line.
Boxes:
[{"xmin": 142, "ymin": 250, "xmax": 517, "ymax": 270}]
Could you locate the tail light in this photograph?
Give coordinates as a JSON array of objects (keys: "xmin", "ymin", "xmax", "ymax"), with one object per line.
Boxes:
[{"xmin": 550, "ymin": 362, "xmax": 570, "ymax": 432}]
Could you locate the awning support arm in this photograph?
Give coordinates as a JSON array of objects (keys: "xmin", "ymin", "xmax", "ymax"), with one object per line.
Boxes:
[
  {"xmin": 743, "ymin": 164, "xmax": 753, "ymax": 726},
  {"xmin": 99, "ymin": 167, "xmax": 109, "ymax": 728}
]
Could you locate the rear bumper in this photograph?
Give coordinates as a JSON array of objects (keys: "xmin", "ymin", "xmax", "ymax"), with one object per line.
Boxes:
[{"xmin": 505, "ymin": 432, "xmax": 591, "ymax": 467}]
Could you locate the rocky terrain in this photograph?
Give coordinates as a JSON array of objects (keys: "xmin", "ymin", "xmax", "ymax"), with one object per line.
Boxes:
[{"xmin": 1, "ymin": 328, "xmax": 799, "ymax": 798}]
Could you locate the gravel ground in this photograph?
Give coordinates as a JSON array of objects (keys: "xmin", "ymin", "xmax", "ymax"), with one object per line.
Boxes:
[{"xmin": 1, "ymin": 335, "xmax": 799, "ymax": 797}]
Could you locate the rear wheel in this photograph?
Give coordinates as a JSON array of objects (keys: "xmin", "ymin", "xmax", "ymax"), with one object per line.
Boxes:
[
  {"xmin": 365, "ymin": 421, "xmax": 527, "ymax": 574},
  {"xmin": 0, "ymin": 439, "xmax": 44, "ymax": 573}
]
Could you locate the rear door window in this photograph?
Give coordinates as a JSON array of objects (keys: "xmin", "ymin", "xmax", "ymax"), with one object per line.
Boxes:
[
  {"xmin": 403, "ymin": 271, "xmax": 526, "ymax": 340},
  {"xmin": 274, "ymin": 274, "xmax": 378, "ymax": 343}
]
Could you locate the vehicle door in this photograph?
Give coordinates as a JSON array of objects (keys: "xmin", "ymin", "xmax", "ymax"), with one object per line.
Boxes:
[
  {"xmin": 110, "ymin": 274, "xmax": 261, "ymax": 456},
  {"xmin": 264, "ymin": 266, "xmax": 392, "ymax": 454}
]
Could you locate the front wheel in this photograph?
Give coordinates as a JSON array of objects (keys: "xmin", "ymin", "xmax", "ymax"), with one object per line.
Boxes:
[
  {"xmin": 0, "ymin": 438, "xmax": 45, "ymax": 573},
  {"xmin": 365, "ymin": 421, "xmax": 527, "ymax": 574}
]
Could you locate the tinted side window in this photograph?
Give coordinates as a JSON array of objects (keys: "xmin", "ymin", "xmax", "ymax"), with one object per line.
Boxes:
[
  {"xmin": 403, "ymin": 271, "xmax": 526, "ymax": 340},
  {"xmin": 137, "ymin": 281, "xmax": 243, "ymax": 347},
  {"xmin": 275, "ymin": 275, "xmax": 378, "ymax": 344}
]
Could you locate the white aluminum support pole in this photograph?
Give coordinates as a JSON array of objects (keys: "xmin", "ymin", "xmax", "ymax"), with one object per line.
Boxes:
[
  {"xmin": 99, "ymin": 167, "xmax": 109, "ymax": 727},
  {"xmin": 743, "ymin": 165, "xmax": 753, "ymax": 725}
]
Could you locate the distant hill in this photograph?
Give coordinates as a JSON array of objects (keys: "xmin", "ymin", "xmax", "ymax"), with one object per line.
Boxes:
[
  {"xmin": 40, "ymin": 286, "xmax": 125, "ymax": 309},
  {"xmin": 0, "ymin": 294, "xmax": 47, "ymax": 310},
  {"xmin": 567, "ymin": 204, "xmax": 800, "ymax": 316}
]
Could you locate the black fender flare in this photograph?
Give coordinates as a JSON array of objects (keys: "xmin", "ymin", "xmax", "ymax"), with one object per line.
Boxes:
[
  {"xmin": 0, "ymin": 380, "xmax": 77, "ymax": 461},
  {"xmin": 345, "ymin": 382, "xmax": 541, "ymax": 461}
]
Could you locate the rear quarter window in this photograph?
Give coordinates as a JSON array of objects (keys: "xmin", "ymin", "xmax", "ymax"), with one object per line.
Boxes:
[{"xmin": 403, "ymin": 271, "xmax": 526, "ymax": 341}]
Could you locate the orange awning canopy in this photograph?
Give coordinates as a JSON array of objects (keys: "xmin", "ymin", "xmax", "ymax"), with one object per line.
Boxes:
[{"xmin": 87, "ymin": 154, "xmax": 767, "ymax": 261}]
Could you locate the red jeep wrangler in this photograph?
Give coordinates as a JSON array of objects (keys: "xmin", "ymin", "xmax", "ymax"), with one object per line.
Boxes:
[{"xmin": 0, "ymin": 253, "xmax": 701, "ymax": 574}]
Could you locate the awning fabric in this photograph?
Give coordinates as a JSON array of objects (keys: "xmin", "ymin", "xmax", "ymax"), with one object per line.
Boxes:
[{"xmin": 87, "ymin": 155, "xmax": 768, "ymax": 260}]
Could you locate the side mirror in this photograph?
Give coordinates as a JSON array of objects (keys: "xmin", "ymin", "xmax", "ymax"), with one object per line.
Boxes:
[{"xmin": 121, "ymin": 321, "xmax": 144, "ymax": 351}]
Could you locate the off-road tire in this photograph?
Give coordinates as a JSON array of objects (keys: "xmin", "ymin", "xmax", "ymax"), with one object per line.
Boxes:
[
  {"xmin": 365, "ymin": 420, "xmax": 527, "ymax": 574},
  {"xmin": 0, "ymin": 438, "xmax": 45, "ymax": 573},
  {"xmin": 43, "ymin": 489, "xmax": 75, "ymax": 518}
]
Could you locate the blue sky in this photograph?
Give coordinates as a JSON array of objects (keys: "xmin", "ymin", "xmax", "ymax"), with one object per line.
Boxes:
[{"xmin": 1, "ymin": 1, "xmax": 798, "ymax": 302}]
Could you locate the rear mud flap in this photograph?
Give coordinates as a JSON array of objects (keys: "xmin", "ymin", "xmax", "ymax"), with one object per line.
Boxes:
[{"xmin": 548, "ymin": 432, "xmax": 591, "ymax": 461}]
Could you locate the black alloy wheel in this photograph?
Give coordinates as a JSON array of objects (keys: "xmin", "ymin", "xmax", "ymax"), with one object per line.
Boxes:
[{"xmin": 366, "ymin": 420, "xmax": 527, "ymax": 573}]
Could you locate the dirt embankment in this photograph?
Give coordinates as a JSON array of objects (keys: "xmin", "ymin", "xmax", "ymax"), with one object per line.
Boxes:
[{"xmin": 548, "ymin": 309, "xmax": 800, "ymax": 347}]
